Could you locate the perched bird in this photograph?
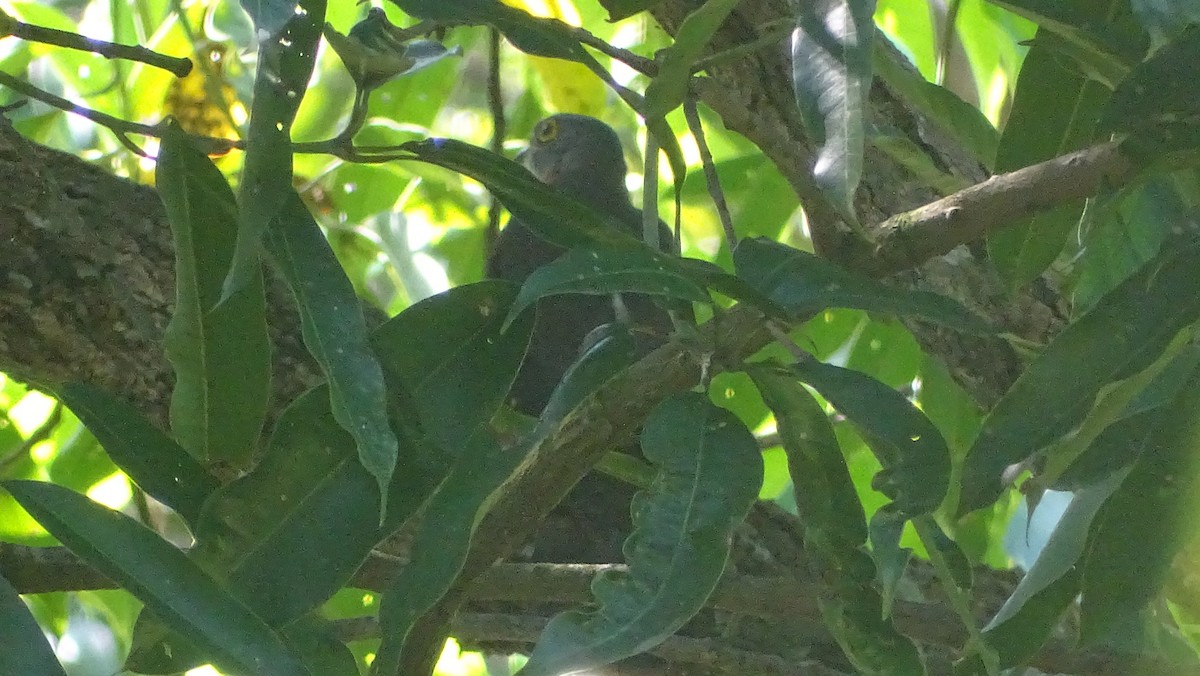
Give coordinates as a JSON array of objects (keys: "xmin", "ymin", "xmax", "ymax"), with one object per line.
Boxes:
[
  {"xmin": 485, "ymin": 113, "xmax": 675, "ymax": 562},
  {"xmin": 486, "ymin": 113, "xmax": 675, "ymax": 414}
]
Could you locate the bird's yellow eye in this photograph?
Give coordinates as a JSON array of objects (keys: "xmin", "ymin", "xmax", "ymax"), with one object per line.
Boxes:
[{"xmin": 534, "ymin": 118, "xmax": 558, "ymax": 143}]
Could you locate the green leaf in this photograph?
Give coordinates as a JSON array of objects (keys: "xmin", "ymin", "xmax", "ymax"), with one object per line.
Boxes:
[
  {"xmin": 985, "ymin": 0, "xmax": 1142, "ymax": 86},
  {"xmin": 2, "ymin": 480, "xmax": 311, "ymax": 676},
  {"xmin": 789, "ymin": 360, "xmax": 950, "ymax": 516},
  {"xmin": 520, "ymin": 393, "xmax": 762, "ymax": 676},
  {"xmin": 1131, "ymin": 0, "xmax": 1200, "ymax": 44},
  {"xmin": 973, "ymin": 472, "xmax": 1123, "ymax": 668},
  {"xmin": 643, "ymin": 0, "xmax": 742, "ymax": 120},
  {"xmin": 0, "ymin": 573, "xmax": 66, "ymax": 676},
  {"xmin": 194, "ymin": 387, "xmax": 446, "ymax": 626},
  {"xmin": 157, "ymin": 121, "xmax": 270, "ymax": 467},
  {"xmin": 239, "ymin": 0, "xmax": 299, "ymax": 36},
  {"xmin": 372, "ymin": 325, "xmax": 642, "ymax": 674},
  {"xmin": 393, "ymin": 0, "xmax": 589, "ymax": 61},
  {"xmin": 959, "ymin": 239, "xmax": 1200, "ymax": 514},
  {"xmin": 403, "ymin": 137, "xmax": 638, "ymax": 250},
  {"xmin": 598, "ymin": 0, "xmax": 664, "ymax": 21},
  {"xmin": 1080, "ymin": 365, "xmax": 1200, "ymax": 643},
  {"xmin": 734, "ymin": 238, "xmax": 993, "ymax": 333},
  {"xmin": 222, "ymin": 0, "xmax": 325, "ymax": 302},
  {"xmin": 791, "ymin": 0, "xmax": 877, "ymax": 224},
  {"xmin": 57, "ymin": 382, "xmax": 218, "ymax": 527},
  {"xmin": 748, "ymin": 366, "xmax": 866, "ymax": 544},
  {"xmin": 371, "ymin": 281, "xmax": 534, "ymax": 456},
  {"xmin": 986, "ymin": 30, "xmax": 1109, "ymax": 289},
  {"xmin": 871, "ymin": 41, "xmax": 999, "ymax": 168},
  {"xmin": 505, "ymin": 246, "xmax": 712, "ymax": 330},
  {"xmin": 749, "ymin": 367, "xmax": 924, "ymax": 675},
  {"xmin": 264, "ymin": 190, "xmax": 398, "ymax": 519},
  {"xmin": 1098, "ymin": 26, "xmax": 1200, "ymax": 138}
]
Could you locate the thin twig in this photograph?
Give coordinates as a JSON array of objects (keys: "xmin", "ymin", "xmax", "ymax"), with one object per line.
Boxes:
[
  {"xmin": 560, "ymin": 24, "xmax": 657, "ymax": 76},
  {"xmin": 485, "ymin": 27, "xmax": 506, "ymax": 255},
  {"xmin": 0, "ymin": 402, "xmax": 63, "ymax": 475},
  {"xmin": 692, "ymin": 19, "xmax": 793, "ymax": 73},
  {"xmin": 683, "ymin": 96, "xmax": 736, "ymax": 250},
  {"xmin": 9, "ymin": 19, "xmax": 192, "ymax": 77}
]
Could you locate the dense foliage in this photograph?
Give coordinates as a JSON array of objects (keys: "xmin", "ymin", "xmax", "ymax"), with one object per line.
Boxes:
[{"xmin": 1, "ymin": 0, "xmax": 1199, "ymax": 674}]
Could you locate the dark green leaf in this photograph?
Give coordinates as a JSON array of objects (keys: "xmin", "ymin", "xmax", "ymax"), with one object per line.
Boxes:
[
  {"xmin": 392, "ymin": 0, "xmax": 589, "ymax": 61},
  {"xmin": 985, "ymin": 0, "xmax": 1142, "ymax": 85},
  {"xmin": 403, "ymin": 137, "xmax": 638, "ymax": 249},
  {"xmin": 1131, "ymin": 0, "xmax": 1200, "ymax": 44},
  {"xmin": 521, "ymin": 393, "xmax": 762, "ymax": 675},
  {"xmin": 789, "ymin": 359, "xmax": 950, "ymax": 516},
  {"xmin": 749, "ymin": 366, "xmax": 866, "ymax": 544},
  {"xmin": 371, "ymin": 281, "xmax": 533, "ymax": 456},
  {"xmin": 974, "ymin": 473, "xmax": 1123, "ymax": 668},
  {"xmin": 372, "ymin": 323, "xmax": 642, "ymax": 674},
  {"xmin": 868, "ymin": 506, "xmax": 912, "ymax": 619},
  {"xmin": 986, "ymin": 31, "xmax": 1108, "ymax": 289},
  {"xmin": 505, "ymin": 246, "xmax": 712, "ymax": 330},
  {"xmin": 0, "ymin": 574, "xmax": 66, "ymax": 676},
  {"xmin": 372, "ymin": 435, "xmax": 519, "ymax": 674},
  {"xmin": 959, "ymin": 239, "xmax": 1200, "ymax": 514},
  {"xmin": 57, "ymin": 382, "xmax": 218, "ymax": 527},
  {"xmin": 264, "ymin": 191, "xmax": 398, "ymax": 518},
  {"xmin": 157, "ymin": 121, "xmax": 270, "ymax": 467},
  {"xmin": 222, "ymin": 0, "xmax": 325, "ymax": 301},
  {"xmin": 749, "ymin": 367, "xmax": 924, "ymax": 674},
  {"xmin": 239, "ymin": 0, "xmax": 298, "ymax": 36},
  {"xmin": 872, "ymin": 42, "xmax": 999, "ymax": 167},
  {"xmin": 1098, "ymin": 26, "xmax": 1200, "ymax": 139},
  {"xmin": 1080, "ymin": 365, "xmax": 1200, "ymax": 642},
  {"xmin": 791, "ymin": 0, "xmax": 877, "ymax": 223},
  {"xmin": 598, "ymin": 0, "xmax": 664, "ymax": 21},
  {"xmin": 734, "ymin": 238, "xmax": 993, "ymax": 334},
  {"xmin": 193, "ymin": 387, "xmax": 446, "ymax": 626},
  {"xmin": 644, "ymin": 0, "xmax": 741, "ymax": 120},
  {"xmin": 2, "ymin": 480, "xmax": 310, "ymax": 676}
]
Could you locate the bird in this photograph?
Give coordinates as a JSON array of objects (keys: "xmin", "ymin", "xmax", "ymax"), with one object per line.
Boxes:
[
  {"xmin": 485, "ymin": 113, "xmax": 676, "ymax": 562},
  {"xmin": 486, "ymin": 113, "xmax": 676, "ymax": 415}
]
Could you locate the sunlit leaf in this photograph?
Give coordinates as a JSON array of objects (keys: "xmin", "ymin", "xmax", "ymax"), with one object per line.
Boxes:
[
  {"xmin": 644, "ymin": 0, "xmax": 742, "ymax": 120},
  {"xmin": 521, "ymin": 393, "xmax": 761, "ymax": 675},
  {"xmin": 791, "ymin": 0, "xmax": 877, "ymax": 224}
]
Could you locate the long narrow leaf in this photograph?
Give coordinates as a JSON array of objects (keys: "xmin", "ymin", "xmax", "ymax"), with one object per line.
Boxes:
[
  {"xmin": 0, "ymin": 574, "xmax": 66, "ymax": 676},
  {"xmin": 791, "ymin": 0, "xmax": 877, "ymax": 224},
  {"xmin": 750, "ymin": 367, "xmax": 923, "ymax": 674},
  {"xmin": 959, "ymin": 238, "xmax": 1200, "ymax": 514},
  {"xmin": 3, "ymin": 480, "xmax": 310, "ymax": 676},
  {"xmin": 222, "ymin": 0, "xmax": 325, "ymax": 301},
  {"xmin": 157, "ymin": 121, "xmax": 269, "ymax": 467},
  {"xmin": 521, "ymin": 393, "xmax": 762, "ymax": 675},
  {"xmin": 264, "ymin": 190, "xmax": 398, "ymax": 519},
  {"xmin": 57, "ymin": 382, "xmax": 218, "ymax": 527}
]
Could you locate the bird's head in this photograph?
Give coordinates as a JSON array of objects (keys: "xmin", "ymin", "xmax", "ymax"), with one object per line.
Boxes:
[{"xmin": 521, "ymin": 114, "xmax": 630, "ymax": 210}]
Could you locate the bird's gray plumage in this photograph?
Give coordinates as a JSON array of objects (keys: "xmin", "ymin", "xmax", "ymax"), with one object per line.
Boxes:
[{"xmin": 485, "ymin": 114, "xmax": 674, "ymax": 563}]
